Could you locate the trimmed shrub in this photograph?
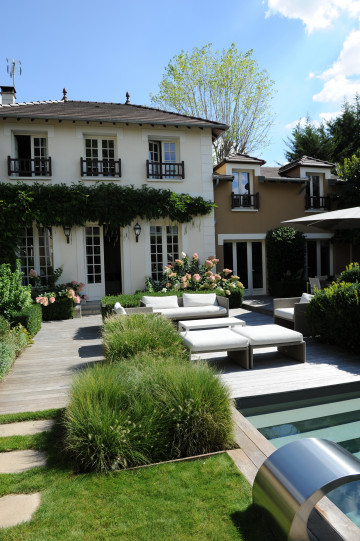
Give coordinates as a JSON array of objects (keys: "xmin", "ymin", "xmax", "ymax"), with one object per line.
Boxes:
[
  {"xmin": 0, "ymin": 316, "xmax": 28, "ymax": 379},
  {"xmin": 0, "ymin": 261, "xmax": 32, "ymax": 318},
  {"xmin": 0, "ymin": 342, "xmax": 16, "ymax": 380},
  {"xmin": 339, "ymin": 262, "xmax": 360, "ymax": 283},
  {"xmin": 41, "ymin": 297, "xmax": 74, "ymax": 321},
  {"xmin": 64, "ymin": 355, "xmax": 233, "ymax": 472},
  {"xmin": 11, "ymin": 303, "xmax": 42, "ymax": 337},
  {"xmin": 266, "ymin": 227, "xmax": 306, "ymax": 295},
  {"xmin": 306, "ymin": 281, "xmax": 360, "ymax": 353},
  {"xmin": 102, "ymin": 313, "xmax": 186, "ymax": 362}
]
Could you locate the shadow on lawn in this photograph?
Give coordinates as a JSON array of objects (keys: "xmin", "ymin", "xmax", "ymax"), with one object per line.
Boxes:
[{"xmin": 231, "ymin": 506, "xmax": 277, "ymax": 540}]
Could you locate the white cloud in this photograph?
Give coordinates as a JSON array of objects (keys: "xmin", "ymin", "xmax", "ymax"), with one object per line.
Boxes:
[
  {"xmin": 266, "ymin": 0, "xmax": 360, "ymax": 33},
  {"xmin": 313, "ymin": 30, "xmax": 360, "ymax": 101},
  {"xmin": 285, "ymin": 117, "xmax": 308, "ymax": 130},
  {"xmin": 319, "ymin": 110, "xmax": 342, "ymax": 121}
]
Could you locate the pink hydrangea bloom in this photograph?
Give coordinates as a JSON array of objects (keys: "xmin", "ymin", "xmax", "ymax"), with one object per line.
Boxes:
[
  {"xmin": 49, "ymin": 297, "xmax": 56, "ymax": 303},
  {"xmin": 208, "ymin": 275, "xmax": 215, "ymax": 282},
  {"xmin": 192, "ymin": 274, "xmax": 201, "ymax": 282},
  {"xmin": 42, "ymin": 297, "xmax": 49, "ymax": 307},
  {"xmin": 66, "ymin": 288, "xmax": 75, "ymax": 299},
  {"xmin": 205, "ymin": 260, "xmax": 214, "ymax": 269},
  {"xmin": 223, "ymin": 268, "xmax": 232, "ymax": 275},
  {"xmin": 35, "ymin": 297, "xmax": 42, "ymax": 304},
  {"xmin": 192, "ymin": 253, "xmax": 199, "ymax": 259},
  {"xmin": 71, "ymin": 281, "xmax": 78, "ymax": 286}
]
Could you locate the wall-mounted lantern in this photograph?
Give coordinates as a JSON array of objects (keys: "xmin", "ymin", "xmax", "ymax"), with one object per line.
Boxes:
[
  {"xmin": 134, "ymin": 222, "xmax": 141, "ymax": 243},
  {"xmin": 63, "ymin": 225, "xmax": 71, "ymax": 244}
]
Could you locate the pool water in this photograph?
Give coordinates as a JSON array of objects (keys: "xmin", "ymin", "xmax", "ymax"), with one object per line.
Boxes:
[{"xmin": 237, "ymin": 383, "xmax": 360, "ymax": 527}]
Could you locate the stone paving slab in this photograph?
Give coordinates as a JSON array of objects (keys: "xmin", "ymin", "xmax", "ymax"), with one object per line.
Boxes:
[
  {"xmin": 0, "ymin": 493, "xmax": 41, "ymax": 528},
  {"xmin": 0, "ymin": 450, "xmax": 47, "ymax": 473},
  {"xmin": 0, "ymin": 419, "xmax": 55, "ymax": 438}
]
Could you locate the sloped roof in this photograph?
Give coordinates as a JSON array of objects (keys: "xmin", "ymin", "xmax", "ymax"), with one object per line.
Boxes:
[
  {"xmin": 279, "ymin": 155, "xmax": 335, "ymax": 174},
  {"xmin": 214, "ymin": 152, "xmax": 266, "ymax": 170},
  {"xmin": 0, "ymin": 99, "xmax": 228, "ymax": 140}
]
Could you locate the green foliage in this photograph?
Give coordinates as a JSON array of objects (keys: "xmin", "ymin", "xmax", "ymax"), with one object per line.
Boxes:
[
  {"xmin": 11, "ymin": 303, "xmax": 42, "ymax": 337},
  {"xmin": 339, "ymin": 262, "xmax": 360, "ymax": 283},
  {"xmin": 336, "ymin": 151, "xmax": 360, "ymax": 207},
  {"xmin": 103, "ymin": 313, "xmax": 186, "ymax": 362},
  {"xmin": 0, "ymin": 261, "xmax": 32, "ymax": 318},
  {"xmin": 41, "ymin": 297, "xmax": 74, "ymax": 321},
  {"xmin": 0, "ymin": 183, "xmax": 214, "ymax": 265},
  {"xmin": 0, "ymin": 316, "xmax": 28, "ymax": 380},
  {"xmin": 284, "ymin": 115, "xmax": 332, "ymax": 162},
  {"xmin": 64, "ymin": 353, "xmax": 233, "ymax": 472},
  {"xmin": 306, "ymin": 281, "xmax": 360, "ymax": 353},
  {"xmin": 150, "ymin": 43, "xmax": 275, "ymax": 163},
  {"xmin": 266, "ymin": 227, "xmax": 306, "ymax": 295},
  {"xmin": 284, "ymin": 95, "xmax": 360, "ymax": 165}
]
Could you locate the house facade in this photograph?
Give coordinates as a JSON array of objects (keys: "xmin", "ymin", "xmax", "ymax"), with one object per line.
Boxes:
[
  {"xmin": 0, "ymin": 86, "xmax": 227, "ymax": 299},
  {"xmin": 213, "ymin": 153, "xmax": 355, "ymax": 295}
]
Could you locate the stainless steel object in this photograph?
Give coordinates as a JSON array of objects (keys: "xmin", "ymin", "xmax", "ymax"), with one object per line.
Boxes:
[{"xmin": 253, "ymin": 438, "xmax": 360, "ymax": 540}]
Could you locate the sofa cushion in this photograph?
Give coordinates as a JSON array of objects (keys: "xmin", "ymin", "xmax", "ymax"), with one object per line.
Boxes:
[
  {"xmin": 180, "ymin": 328, "xmax": 249, "ymax": 352},
  {"xmin": 300, "ymin": 292, "xmax": 314, "ymax": 303},
  {"xmin": 233, "ymin": 324, "xmax": 303, "ymax": 345},
  {"xmin": 141, "ymin": 295, "xmax": 179, "ymax": 309},
  {"xmin": 182, "ymin": 293, "xmax": 218, "ymax": 307},
  {"xmin": 154, "ymin": 305, "xmax": 227, "ymax": 319},
  {"xmin": 114, "ymin": 302, "xmax": 126, "ymax": 315},
  {"xmin": 274, "ymin": 308, "xmax": 294, "ymax": 321}
]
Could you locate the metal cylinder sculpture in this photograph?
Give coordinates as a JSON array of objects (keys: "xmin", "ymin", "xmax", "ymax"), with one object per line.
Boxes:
[{"xmin": 253, "ymin": 438, "xmax": 360, "ymax": 541}]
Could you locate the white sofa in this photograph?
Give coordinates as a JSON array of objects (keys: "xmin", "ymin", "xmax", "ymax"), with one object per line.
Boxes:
[
  {"xmin": 273, "ymin": 292, "xmax": 314, "ymax": 336},
  {"xmin": 140, "ymin": 293, "xmax": 229, "ymax": 321}
]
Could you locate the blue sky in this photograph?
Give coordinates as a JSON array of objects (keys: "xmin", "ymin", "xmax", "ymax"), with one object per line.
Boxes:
[{"xmin": 2, "ymin": 0, "xmax": 360, "ymax": 166}]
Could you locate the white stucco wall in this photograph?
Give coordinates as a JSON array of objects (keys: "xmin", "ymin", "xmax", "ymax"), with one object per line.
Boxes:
[{"xmin": 0, "ymin": 118, "xmax": 216, "ymax": 298}]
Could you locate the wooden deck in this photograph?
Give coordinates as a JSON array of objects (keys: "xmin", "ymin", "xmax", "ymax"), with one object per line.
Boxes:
[{"xmin": 198, "ymin": 308, "xmax": 360, "ymax": 399}]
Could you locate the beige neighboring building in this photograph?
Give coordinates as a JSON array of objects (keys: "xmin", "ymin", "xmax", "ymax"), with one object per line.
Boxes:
[{"xmin": 213, "ymin": 153, "xmax": 356, "ymax": 295}]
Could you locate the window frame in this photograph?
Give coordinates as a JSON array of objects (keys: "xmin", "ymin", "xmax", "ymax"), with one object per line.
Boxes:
[
  {"xmin": 147, "ymin": 138, "xmax": 183, "ymax": 180},
  {"xmin": 18, "ymin": 225, "xmax": 53, "ymax": 285},
  {"xmin": 149, "ymin": 224, "xmax": 179, "ymax": 281},
  {"xmin": 82, "ymin": 136, "xmax": 120, "ymax": 178}
]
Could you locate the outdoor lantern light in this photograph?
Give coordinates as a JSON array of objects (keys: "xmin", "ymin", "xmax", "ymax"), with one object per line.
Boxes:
[
  {"xmin": 63, "ymin": 225, "xmax": 71, "ymax": 244},
  {"xmin": 134, "ymin": 222, "xmax": 141, "ymax": 242}
]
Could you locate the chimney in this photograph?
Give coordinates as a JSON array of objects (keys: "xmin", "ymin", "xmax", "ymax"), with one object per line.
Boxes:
[{"xmin": 0, "ymin": 86, "xmax": 16, "ymax": 105}]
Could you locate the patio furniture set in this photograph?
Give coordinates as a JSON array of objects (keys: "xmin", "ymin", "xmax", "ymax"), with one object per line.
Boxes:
[{"xmin": 133, "ymin": 293, "xmax": 306, "ymax": 370}]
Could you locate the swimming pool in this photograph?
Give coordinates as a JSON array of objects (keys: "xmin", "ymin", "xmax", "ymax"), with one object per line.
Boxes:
[{"xmin": 236, "ymin": 382, "xmax": 360, "ymax": 528}]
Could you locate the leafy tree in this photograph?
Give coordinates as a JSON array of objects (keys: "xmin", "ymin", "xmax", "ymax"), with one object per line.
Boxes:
[
  {"xmin": 327, "ymin": 95, "xmax": 360, "ymax": 164},
  {"xmin": 336, "ymin": 151, "xmax": 360, "ymax": 207},
  {"xmin": 284, "ymin": 116, "xmax": 332, "ymax": 162},
  {"xmin": 150, "ymin": 43, "xmax": 276, "ymax": 163}
]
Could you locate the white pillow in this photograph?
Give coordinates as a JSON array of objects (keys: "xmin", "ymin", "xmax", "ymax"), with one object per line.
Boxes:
[
  {"xmin": 141, "ymin": 295, "xmax": 179, "ymax": 309},
  {"xmin": 299, "ymin": 293, "xmax": 314, "ymax": 303},
  {"xmin": 114, "ymin": 302, "xmax": 126, "ymax": 315},
  {"xmin": 182, "ymin": 293, "xmax": 218, "ymax": 307}
]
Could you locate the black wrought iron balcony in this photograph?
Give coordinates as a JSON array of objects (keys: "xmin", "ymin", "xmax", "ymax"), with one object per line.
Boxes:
[
  {"xmin": 8, "ymin": 156, "xmax": 52, "ymax": 177},
  {"xmin": 305, "ymin": 195, "xmax": 330, "ymax": 210},
  {"xmin": 232, "ymin": 192, "xmax": 259, "ymax": 209},
  {"xmin": 80, "ymin": 158, "xmax": 121, "ymax": 177},
  {"xmin": 146, "ymin": 160, "xmax": 184, "ymax": 179}
]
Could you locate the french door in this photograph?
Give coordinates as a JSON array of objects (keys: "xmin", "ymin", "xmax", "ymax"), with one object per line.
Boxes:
[{"xmin": 224, "ymin": 240, "xmax": 266, "ymax": 295}]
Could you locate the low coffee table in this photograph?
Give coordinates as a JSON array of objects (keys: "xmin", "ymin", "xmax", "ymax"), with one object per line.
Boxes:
[{"xmin": 178, "ymin": 317, "xmax": 245, "ymax": 332}]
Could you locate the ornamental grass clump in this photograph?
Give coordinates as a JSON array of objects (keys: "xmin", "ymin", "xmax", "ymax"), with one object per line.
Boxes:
[
  {"xmin": 64, "ymin": 354, "xmax": 233, "ymax": 472},
  {"xmin": 102, "ymin": 313, "xmax": 186, "ymax": 362}
]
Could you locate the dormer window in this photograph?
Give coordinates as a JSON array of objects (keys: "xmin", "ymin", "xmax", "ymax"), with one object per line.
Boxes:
[
  {"xmin": 231, "ymin": 170, "xmax": 259, "ymax": 209},
  {"xmin": 305, "ymin": 173, "xmax": 330, "ymax": 210}
]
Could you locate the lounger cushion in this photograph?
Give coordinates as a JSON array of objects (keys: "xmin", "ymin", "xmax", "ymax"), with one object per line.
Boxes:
[
  {"xmin": 141, "ymin": 295, "xmax": 179, "ymax": 309},
  {"xmin": 154, "ymin": 306, "xmax": 226, "ymax": 319},
  {"xmin": 300, "ymin": 293, "xmax": 314, "ymax": 303},
  {"xmin": 182, "ymin": 293, "xmax": 218, "ymax": 307},
  {"xmin": 233, "ymin": 324, "xmax": 303, "ymax": 345},
  {"xmin": 180, "ymin": 328, "xmax": 248, "ymax": 352},
  {"xmin": 274, "ymin": 308, "xmax": 294, "ymax": 321}
]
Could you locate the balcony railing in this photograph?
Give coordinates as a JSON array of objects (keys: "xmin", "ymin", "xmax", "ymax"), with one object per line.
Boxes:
[
  {"xmin": 146, "ymin": 160, "xmax": 184, "ymax": 179},
  {"xmin": 8, "ymin": 156, "xmax": 52, "ymax": 177},
  {"xmin": 80, "ymin": 158, "xmax": 121, "ymax": 177},
  {"xmin": 232, "ymin": 192, "xmax": 259, "ymax": 209},
  {"xmin": 305, "ymin": 195, "xmax": 330, "ymax": 210}
]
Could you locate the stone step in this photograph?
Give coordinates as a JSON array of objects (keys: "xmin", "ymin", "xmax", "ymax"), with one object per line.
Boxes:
[
  {"xmin": 0, "ymin": 419, "xmax": 55, "ymax": 438},
  {"xmin": 0, "ymin": 493, "xmax": 41, "ymax": 529},
  {"xmin": 0, "ymin": 450, "xmax": 47, "ymax": 473}
]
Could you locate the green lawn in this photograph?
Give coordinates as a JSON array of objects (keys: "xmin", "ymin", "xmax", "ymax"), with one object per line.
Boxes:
[{"xmin": 0, "ymin": 412, "xmax": 274, "ymax": 541}]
